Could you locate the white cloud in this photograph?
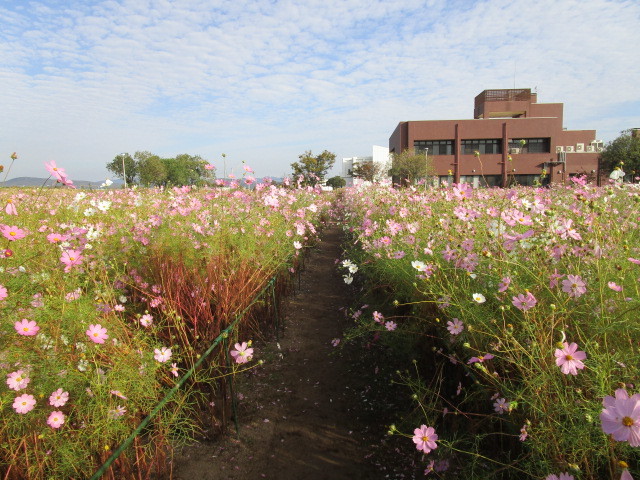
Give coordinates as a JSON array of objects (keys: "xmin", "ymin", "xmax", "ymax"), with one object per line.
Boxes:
[{"xmin": 0, "ymin": 0, "xmax": 638, "ymax": 181}]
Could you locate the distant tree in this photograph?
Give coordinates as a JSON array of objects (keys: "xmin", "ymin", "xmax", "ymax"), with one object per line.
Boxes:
[
  {"xmin": 136, "ymin": 151, "xmax": 167, "ymax": 187},
  {"xmin": 326, "ymin": 176, "xmax": 346, "ymax": 189},
  {"xmin": 290, "ymin": 150, "xmax": 336, "ymax": 186},
  {"xmin": 162, "ymin": 154, "xmax": 209, "ymax": 186},
  {"xmin": 106, "ymin": 153, "xmax": 137, "ymax": 186},
  {"xmin": 601, "ymin": 129, "xmax": 640, "ymax": 182},
  {"xmin": 388, "ymin": 149, "xmax": 435, "ymax": 187},
  {"xmin": 352, "ymin": 160, "xmax": 385, "ymax": 183}
]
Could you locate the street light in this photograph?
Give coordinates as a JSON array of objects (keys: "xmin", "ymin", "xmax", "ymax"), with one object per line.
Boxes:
[
  {"xmin": 122, "ymin": 154, "xmax": 127, "ymax": 189},
  {"xmin": 425, "ymin": 147, "xmax": 429, "ymax": 188}
]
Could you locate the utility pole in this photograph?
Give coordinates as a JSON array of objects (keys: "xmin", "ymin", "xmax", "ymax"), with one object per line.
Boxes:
[{"xmin": 122, "ymin": 154, "xmax": 127, "ymax": 189}]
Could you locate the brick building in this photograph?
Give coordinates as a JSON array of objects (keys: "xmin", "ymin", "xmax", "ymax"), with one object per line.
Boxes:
[{"xmin": 389, "ymin": 89, "xmax": 602, "ymax": 187}]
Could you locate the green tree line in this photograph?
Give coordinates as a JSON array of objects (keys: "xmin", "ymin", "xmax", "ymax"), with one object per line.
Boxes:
[{"xmin": 106, "ymin": 151, "xmax": 216, "ymax": 187}]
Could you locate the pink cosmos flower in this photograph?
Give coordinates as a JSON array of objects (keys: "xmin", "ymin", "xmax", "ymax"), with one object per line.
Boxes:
[
  {"xmin": 46, "ymin": 233, "xmax": 67, "ymax": 243},
  {"xmin": 608, "ymin": 281, "xmax": 623, "ymax": 292},
  {"xmin": 621, "ymin": 469, "xmax": 634, "ymax": 480},
  {"xmin": 170, "ymin": 363, "xmax": 179, "ymax": 377},
  {"xmin": 86, "ymin": 324, "xmax": 108, "ymax": 344},
  {"xmin": 47, "ymin": 411, "xmax": 65, "ymax": 429},
  {"xmin": 5, "ymin": 199, "xmax": 17, "ymax": 216},
  {"xmin": 49, "ymin": 388, "xmax": 69, "ymax": 407},
  {"xmin": 110, "ymin": 390, "xmax": 128, "ymax": 400},
  {"xmin": 230, "ymin": 342, "xmax": 254, "ymax": 364},
  {"xmin": 545, "ymin": 474, "xmax": 574, "ymax": 480},
  {"xmin": 14, "ymin": 319, "xmax": 40, "ymax": 336},
  {"xmin": 561, "ymin": 274, "xmax": 587, "ymax": 298},
  {"xmin": 331, "ymin": 338, "xmax": 341, "ymax": 347},
  {"xmin": 373, "ymin": 311, "xmax": 384, "ymax": 323},
  {"xmin": 447, "ymin": 318, "xmax": 464, "ymax": 335},
  {"xmin": 512, "ymin": 292, "xmax": 537, "ymax": 311},
  {"xmin": 385, "ymin": 321, "xmax": 397, "ymax": 331},
  {"xmin": 519, "ymin": 423, "xmax": 528, "ymax": 441},
  {"xmin": 204, "ymin": 163, "xmax": 215, "ymax": 170},
  {"xmin": 108, "ymin": 406, "xmax": 127, "ymax": 419},
  {"xmin": 140, "ymin": 314, "xmax": 153, "ymax": 327},
  {"xmin": 498, "ymin": 277, "xmax": 511, "ymax": 293},
  {"xmin": 412, "ymin": 425, "xmax": 438, "ymax": 454},
  {"xmin": 1, "ymin": 225, "xmax": 27, "ymax": 241},
  {"xmin": 468, "ymin": 353, "xmax": 494, "ymax": 364},
  {"xmin": 600, "ymin": 388, "xmax": 640, "ymax": 446},
  {"xmin": 13, "ymin": 393, "xmax": 36, "ymax": 414},
  {"xmin": 493, "ymin": 397, "xmax": 510, "ymax": 414},
  {"xmin": 154, "ymin": 347, "xmax": 172, "ymax": 363},
  {"xmin": 45, "ymin": 160, "xmax": 66, "ymax": 181},
  {"xmin": 0, "ymin": 285, "xmax": 7, "ymax": 300},
  {"xmin": 243, "ymin": 164, "xmax": 254, "ymax": 173},
  {"xmin": 554, "ymin": 342, "xmax": 587, "ymax": 375},
  {"xmin": 7, "ymin": 370, "xmax": 30, "ymax": 391},
  {"xmin": 60, "ymin": 249, "xmax": 84, "ymax": 271}
]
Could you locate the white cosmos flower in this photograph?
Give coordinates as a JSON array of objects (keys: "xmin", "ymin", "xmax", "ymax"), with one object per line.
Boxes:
[
  {"xmin": 472, "ymin": 293, "xmax": 486, "ymax": 303},
  {"xmin": 343, "ymin": 275, "xmax": 353, "ymax": 285}
]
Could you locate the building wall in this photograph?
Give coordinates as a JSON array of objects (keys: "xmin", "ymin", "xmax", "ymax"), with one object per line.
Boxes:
[{"xmin": 389, "ymin": 90, "xmax": 600, "ymax": 186}]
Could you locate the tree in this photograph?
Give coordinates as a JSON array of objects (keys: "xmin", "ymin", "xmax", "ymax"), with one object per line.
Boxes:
[
  {"xmin": 388, "ymin": 149, "xmax": 435, "ymax": 187},
  {"xmin": 136, "ymin": 151, "xmax": 167, "ymax": 187},
  {"xmin": 290, "ymin": 150, "xmax": 336, "ymax": 186},
  {"xmin": 352, "ymin": 160, "xmax": 386, "ymax": 183},
  {"xmin": 106, "ymin": 153, "xmax": 137, "ymax": 186},
  {"xmin": 601, "ymin": 129, "xmax": 640, "ymax": 182},
  {"xmin": 326, "ymin": 176, "xmax": 346, "ymax": 189}
]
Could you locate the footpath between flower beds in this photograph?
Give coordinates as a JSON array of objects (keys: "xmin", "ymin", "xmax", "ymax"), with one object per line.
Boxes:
[{"xmin": 170, "ymin": 225, "xmax": 386, "ymax": 480}]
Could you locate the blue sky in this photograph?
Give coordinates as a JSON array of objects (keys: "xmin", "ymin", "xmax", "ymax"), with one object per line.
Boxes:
[{"xmin": 1, "ymin": 0, "xmax": 639, "ymax": 182}]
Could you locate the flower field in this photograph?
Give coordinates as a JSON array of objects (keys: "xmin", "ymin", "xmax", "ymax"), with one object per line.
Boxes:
[
  {"xmin": 336, "ymin": 179, "xmax": 640, "ymax": 479},
  {"xmin": 0, "ymin": 164, "xmax": 329, "ymax": 479}
]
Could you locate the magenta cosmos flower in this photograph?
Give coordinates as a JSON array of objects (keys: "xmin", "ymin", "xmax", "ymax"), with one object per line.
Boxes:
[
  {"xmin": 230, "ymin": 342, "xmax": 254, "ymax": 364},
  {"xmin": 561, "ymin": 274, "xmax": 587, "ymax": 298},
  {"xmin": 554, "ymin": 342, "xmax": 587, "ymax": 375},
  {"xmin": 600, "ymin": 388, "xmax": 640, "ymax": 446},
  {"xmin": 412, "ymin": 425, "xmax": 438, "ymax": 454},
  {"xmin": 86, "ymin": 324, "xmax": 108, "ymax": 344},
  {"xmin": 14, "ymin": 319, "xmax": 40, "ymax": 336},
  {"xmin": 512, "ymin": 291, "xmax": 537, "ymax": 311},
  {"xmin": 47, "ymin": 411, "xmax": 65, "ymax": 429},
  {"xmin": 13, "ymin": 393, "xmax": 36, "ymax": 414},
  {"xmin": 60, "ymin": 249, "xmax": 84, "ymax": 271},
  {"xmin": 0, "ymin": 225, "xmax": 27, "ymax": 241}
]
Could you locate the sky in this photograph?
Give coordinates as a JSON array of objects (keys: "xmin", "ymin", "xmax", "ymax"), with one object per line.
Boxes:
[{"xmin": 1, "ymin": 0, "xmax": 639, "ymax": 182}]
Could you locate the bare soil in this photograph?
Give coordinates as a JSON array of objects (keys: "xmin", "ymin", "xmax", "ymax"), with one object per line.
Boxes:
[{"xmin": 170, "ymin": 225, "xmax": 398, "ymax": 480}]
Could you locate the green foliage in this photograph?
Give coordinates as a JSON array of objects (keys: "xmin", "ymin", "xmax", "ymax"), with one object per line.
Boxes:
[
  {"xmin": 290, "ymin": 150, "xmax": 336, "ymax": 186},
  {"xmin": 326, "ymin": 175, "xmax": 346, "ymax": 189},
  {"xmin": 388, "ymin": 149, "xmax": 435, "ymax": 187},
  {"xmin": 106, "ymin": 151, "xmax": 215, "ymax": 187},
  {"xmin": 601, "ymin": 129, "xmax": 640, "ymax": 180},
  {"xmin": 337, "ymin": 183, "xmax": 640, "ymax": 479},
  {"xmin": 106, "ymin": 153, "xmax": 137, "ymax": 186},
  {"xmin": 352, "ymin": 160, "xmax": 386, "ymax": 182}
]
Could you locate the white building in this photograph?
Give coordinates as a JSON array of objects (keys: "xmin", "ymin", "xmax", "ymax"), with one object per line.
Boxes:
[{"xmin": 342, "ymin": 145, "xmax": 391, "ymax": 186}]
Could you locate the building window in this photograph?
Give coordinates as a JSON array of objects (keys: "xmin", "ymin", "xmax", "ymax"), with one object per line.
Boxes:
[
  {"xmin": 414, "ymin": 140, "xmax": 454, "ymax": 155},
  {"xmin": 508, "ymin": 138, "xmax": 550, "ymax": 153},
  {"xmin": 508, "ymin": 174, "xmax": 542, "ymax": 186},
  {"xmin": 460, "ymin": 175, "xmax": 502, "ymax": 188},
  {"xmin": 461, "ymin": 139, "xmax": 502, "ymax": 155}
]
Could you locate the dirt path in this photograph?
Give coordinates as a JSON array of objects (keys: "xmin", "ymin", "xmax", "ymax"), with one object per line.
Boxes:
[{"xmin": 171, "ymin": 225, "xmax": 380, "ymax": 480}]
